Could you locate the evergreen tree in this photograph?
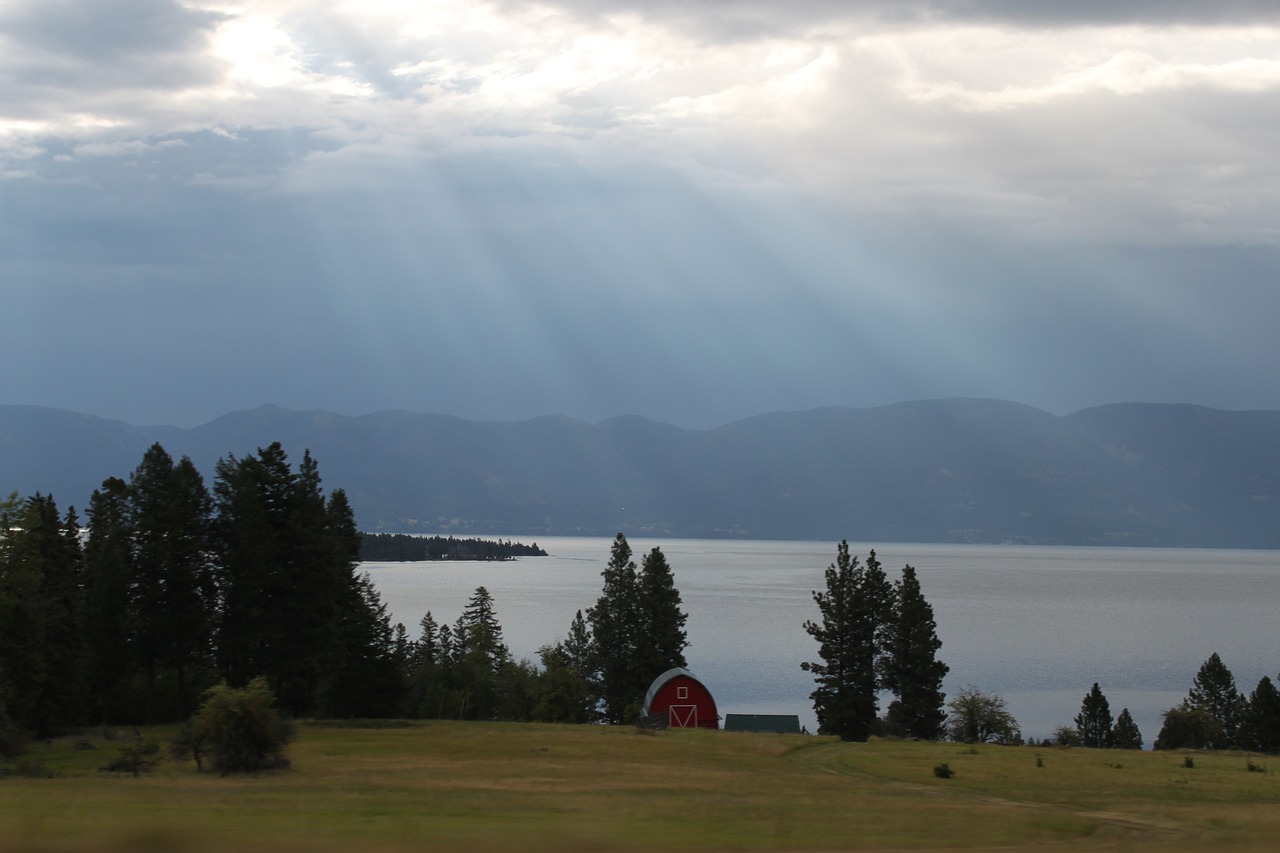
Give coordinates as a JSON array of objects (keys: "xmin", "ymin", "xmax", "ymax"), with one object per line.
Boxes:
[
  {"xmin": 801, "ymin": 542, "xmax": 890, "ymax": 741},
  {"xmin": 1074, "ymin": 683, "xmax": 1114, "ymax": 748},
  {"xmin": 1187, "ymin": 652, "xmax": 1243, "ymax": 749},
  {"xmin": 637, "ymin": 546, "xmax": 689, "ymax": 682},
  {"xmin": 535, "ymin": 610, "xmax": 597, "ymax": 724},
  {"xmin": 82, "ymin": 477, "xmax": 136, "ymax": 724},
  {"xmin": 1241, "ymin": 675, "xmax": 1280, "ymax": 754},
  {"xmin": 127, "ymin": 445, "xmax": 216, "ymax": 720},
  {"xmin": 319, "ymin": 570, "xmax": 403, "ymax": 718},
  {"xmin": 587, "ymin": 534, "xmax": 643, "ymax": 723},
  {"xmin": 406, "ymin": 612, "xmax": 448, "ymax": 718},
  {"xmin": 882, "ymin": 564, "xmax": 948, "ymax": 740},
  {"xmin": 0, "ymin": 494, "xmax": 88, "ymax": 735},
  {"xmin": 212, "ymin": 444, "xmax": 383, "ymax": 717},
  {"xmin": 316, "ymin": 488, "xmax": 404, "ymax": 717},
  {"xmin": 1111, "ymin": 707, "xmax": 1143, "ymax": 750},
  {"xmin": 455, "ymin": 586, "xmax": 512, "ymax": 720}
]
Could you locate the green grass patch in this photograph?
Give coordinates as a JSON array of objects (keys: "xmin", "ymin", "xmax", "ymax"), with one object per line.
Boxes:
[{"xmin": 2, "ymin": 724, "xmax": 1278, "ymax": 851}]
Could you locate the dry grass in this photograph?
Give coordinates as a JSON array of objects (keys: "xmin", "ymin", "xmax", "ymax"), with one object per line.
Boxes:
[{"xmin": 2, "ymin": 722, "xmax": 1277, "ymax": 851}]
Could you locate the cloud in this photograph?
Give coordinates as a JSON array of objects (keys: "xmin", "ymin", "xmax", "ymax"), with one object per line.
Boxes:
[
  {"xmin": 524, "ymin": 1, "xmax": 1280, "ymax": 38},
  {"xmin": 2, "ymin": 1, "xmax": 1279, "ymax": 427}
]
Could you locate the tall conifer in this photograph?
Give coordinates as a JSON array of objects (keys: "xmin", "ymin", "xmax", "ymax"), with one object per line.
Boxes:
[
  {"xmin": 802, "ymin": 541, "xmax": 888, "ymax": 741},
  {"xmin": 882, "ymin": 564, "xmax": 948, "ymax": 739}
]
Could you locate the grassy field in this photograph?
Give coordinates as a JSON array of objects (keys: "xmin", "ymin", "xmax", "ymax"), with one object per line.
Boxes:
[{"xmin": 2, "ymin": 721, "xmax": 1278, "ymax": 851}]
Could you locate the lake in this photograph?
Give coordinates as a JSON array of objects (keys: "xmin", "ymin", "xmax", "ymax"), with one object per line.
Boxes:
[{"xmin": 363, "ymin": 538, "xmax": 1280, "ymax": 744}]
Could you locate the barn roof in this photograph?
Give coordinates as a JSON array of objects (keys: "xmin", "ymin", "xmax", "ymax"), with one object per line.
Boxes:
[
  {"xmin": 642, "ymin": 667, "xmax": 712, "ymax": 716},
  {"xmin": 724, "ymin": 714, "xmax": 802, "ymax": 734}
]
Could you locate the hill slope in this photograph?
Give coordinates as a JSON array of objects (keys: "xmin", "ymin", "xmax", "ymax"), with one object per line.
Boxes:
[{"xmin": 2, "ymin": 399, "xmax": 1277, "ymax": 547}]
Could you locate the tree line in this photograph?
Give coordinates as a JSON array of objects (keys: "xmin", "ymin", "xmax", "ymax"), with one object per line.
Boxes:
[
  {"xmin": 400, "ymin": 533, "xmax": 689, "ymax": 725},
  {"xmin": 358, "ymin": 534, "xmax": 547, "ymax": 562},
  {"xmin": 798, "ymin": 542, "xmax": 1280, "ymax": 755},
  {"xmin": 0, "ymin": 440, "xmax": 687, "ymax": 746},
  {"xmin": 0, "ymin": 442, "xmax": 400, "ymax": 738},
  {"xmin": 7, "ymin": 451, "xmax": 1276, "ymax": 759}
]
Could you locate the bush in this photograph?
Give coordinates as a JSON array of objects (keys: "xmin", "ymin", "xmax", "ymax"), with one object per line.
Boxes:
[
  {"xmin": 946, "ymin": 687, "xmax": 1021, "ymax": 745},
  {"xmin": 102, "ymin": 741, "xmax": 162, "ymax": 777},
  {"xmin": 933, "ymin": 762, "xmax": 955, "ymax": 779},
  {"xmin": 1052, "ymin": 725, "xmax": 1081, "ymax": 747},
  {"xmin": 181, "ymin": 678, "xmax": 295, "ymax": 775}
]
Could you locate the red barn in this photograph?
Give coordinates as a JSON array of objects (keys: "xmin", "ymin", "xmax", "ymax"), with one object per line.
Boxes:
[{"xmin": 641, "ymin": 667, "xmax": 719, "ymax": 729}]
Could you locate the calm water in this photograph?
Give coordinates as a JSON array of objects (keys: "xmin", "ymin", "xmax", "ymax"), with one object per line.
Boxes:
[{"xmin": 364, "ymin": 538, "xmax": 1280, "ymax": 744}]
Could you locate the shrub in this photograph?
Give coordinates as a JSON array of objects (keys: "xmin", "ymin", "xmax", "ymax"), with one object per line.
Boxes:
[
  {"xmin": 946, "ymin": 687, "xmax": 1021, "ymax": 745},
  {"xmin": 1052, "ymin": 725, "xmax": 1081, "ymax": 747},
  {"xmin": 1183, "ymin": 756, "xmax": 1195, "ymax": 769},
  {"xmin": 182, "ymin": 677, "xmax": 295, "ymax": 775},
  {"xmin": 933, "ymin": 762, "xmax": 955, "ymax": 779},
  {"xmin": 102, "ymin": 741, "xmax": 162, "ymax": 777}
]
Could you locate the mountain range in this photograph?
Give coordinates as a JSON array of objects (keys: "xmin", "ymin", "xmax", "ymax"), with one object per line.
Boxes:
[{"xmin": 2, "ymin": 399, "xmax": 1277, "ymax": 548}]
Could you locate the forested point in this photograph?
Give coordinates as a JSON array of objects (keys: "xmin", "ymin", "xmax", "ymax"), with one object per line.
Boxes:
[{"xmin": 359, "ymin": 533, "xmax": 547, "ymax": 562}]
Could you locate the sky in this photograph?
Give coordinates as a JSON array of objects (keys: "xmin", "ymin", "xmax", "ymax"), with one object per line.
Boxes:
[{"xmin": 2, "ymin": 0, "xmax": 1279, "ymax": 429}]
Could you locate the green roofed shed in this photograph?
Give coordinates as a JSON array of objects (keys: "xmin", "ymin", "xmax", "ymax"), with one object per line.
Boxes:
[{"xmin": 724, "ymin": 714, "xmax": 802, "ymax": 734}]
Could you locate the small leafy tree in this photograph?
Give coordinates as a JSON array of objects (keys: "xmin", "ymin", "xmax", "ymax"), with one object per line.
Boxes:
[
  {"xmin": 1111, "ymin": 707, "xmax": 1143, "ymax": 750},
  {"xmin": 946, "ymin": 687, "xmax": 1020, "ymax": 744},
  {"xmin": 1075, "ymin": 683, "xmax": 1114, "ymax": 748},
  {"xmin": 183, "ymin": 678, "xmax": 294, "ymax": 774},
  {"xmin": 1051, "ymin": 724, "xmax": 1081, "ymax": 747},
  {"xmin": 1155, "ymin": 702, "xmax": 1215, "ymax": 750},
  {"xmin": 102, "ymin": 740, "xmax": 162, "ymax": 777}
]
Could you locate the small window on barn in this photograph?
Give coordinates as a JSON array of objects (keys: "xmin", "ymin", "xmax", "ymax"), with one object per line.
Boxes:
[{"xmin": 677, "ymin": 686, "xmax": 688, "ymax": 699}]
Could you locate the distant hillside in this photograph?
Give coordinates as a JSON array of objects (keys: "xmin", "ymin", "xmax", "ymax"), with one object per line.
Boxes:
[{"xmin": 2, "ymin": 399, "xmax": 1277, "ymax": 548}]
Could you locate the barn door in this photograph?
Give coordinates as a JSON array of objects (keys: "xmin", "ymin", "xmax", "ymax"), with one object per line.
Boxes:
[{"xmin": 669, "ymin": 705, "xmax": 698, "ymax": 727}]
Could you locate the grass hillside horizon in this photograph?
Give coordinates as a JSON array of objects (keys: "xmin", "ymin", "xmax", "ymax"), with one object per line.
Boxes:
[{"xmin": 3, "ymin": 720, "xmax": 1278, "ymax": 851}]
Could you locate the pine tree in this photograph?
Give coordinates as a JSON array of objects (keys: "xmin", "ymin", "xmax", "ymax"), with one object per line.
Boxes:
[
  {"xmin": 1242, "ymin": 675, "xmax": 1280, "ymax": 754},
  {"xmin": 802, "ymin": 541, "xmax": 890, "ymax": 741},
  {"xmin": 406, "ymin": 612, "xmax": 447, "ymax": 718},
  {"xmin": 127, "ymin": 446, "xmax": 217, "ymax": 720},
  {"xmin": 1075, "ymin": 683, "xmax": 1114, "ymax": 748},
  {"xmin": 637, "ymin": 546, "xmax": 689, "ymax": 682},
  {"xmin": 1111, "ymin": 707, "xmax": 1143, "ymax": 750},
  {"xmin": 212, "ymin": 444, "xmax": 375, "ymax": 717},
  {"xmin": 0, "ymin": 494, "xmax": 89, "ymax": 735},
  {"xmin": 82, "ymin": 477, "xmax": 136, "ymax": 724},
  {"xmin": 1187, "ymin": 652, "xmax": 1243, "ymax": 749},
  {"xmin": 446, "ymin": 586, "xmax": 513, "ymax": 720},
  {"xmin": 587, "ymin": 534, "xmax": 643, "ymax": 723},
  {"xmin": 882, "ymin": 564, "xmax": 948, "ymax": 740},
  {"xmin": 536, "ymin": 610, "xmax": 597, "ymax": 724}
]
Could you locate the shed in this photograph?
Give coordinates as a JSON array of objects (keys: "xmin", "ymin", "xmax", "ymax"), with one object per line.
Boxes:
[
  {"xmin": 723, "ymin": 714, "xmax": 802, "ymax": 734},
  {"xmin": 641, "ymin": 667, "xmax": 719, "ymax": 729}
]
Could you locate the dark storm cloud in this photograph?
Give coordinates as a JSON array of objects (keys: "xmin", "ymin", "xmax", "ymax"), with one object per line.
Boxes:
[
  {"xmin": 0, "ymin": 0, "xmax": 225, "ymax": 92},
  {"xmin": 526, "ymin": 0, "xmax": 1280, "ymax": 42}
]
